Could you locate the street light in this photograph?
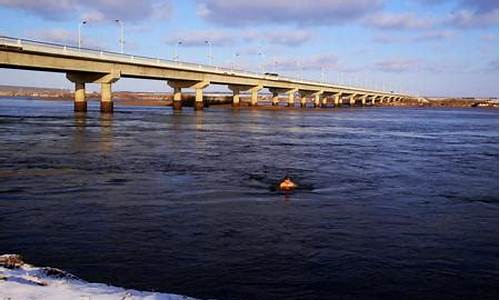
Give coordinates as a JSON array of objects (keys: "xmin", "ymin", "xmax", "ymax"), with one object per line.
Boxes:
[
  {"xmin": 258, "ymin": 51, "xmax": 264, "ymax": 73},
  {"xmin": 296, "ymin": 61, "xmax": 301, "ymax": 79},
  {"xmin": 233, "ymin": 52, "xmax": 240, "ymax": 69},
  {"xmin": 78, "ymin": 20, "xmax": 87, "ymax": 49},
  {"xmin": 204, "ymin": 40, "xmax": 212, "ymax": 65},
  {"xmin": 115, "ymin": 19, "xmax": 124, "ymax": 53},
  {"xmin": 174, "ymin": 40, "xmax": 182, "ymax": 61}
]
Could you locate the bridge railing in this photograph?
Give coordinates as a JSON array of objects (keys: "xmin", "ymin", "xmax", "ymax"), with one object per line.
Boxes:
[{"xmin": 0, "ymin": 35, "xmax": 405, "ymax": 97}]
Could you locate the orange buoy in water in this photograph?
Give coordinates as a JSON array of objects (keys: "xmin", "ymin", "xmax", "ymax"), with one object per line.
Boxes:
[{"xmin": 278, "ymin": 176, "xmax": 298, "ymax": 191}]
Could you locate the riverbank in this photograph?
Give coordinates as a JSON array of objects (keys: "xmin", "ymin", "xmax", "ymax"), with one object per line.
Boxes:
[
  {"xmin": 0, "ymin": 85, "xmax": 497, "ymax": 108},
  {"xmin": 0, "ymin": 254, "xmax": 199, "ymax": 300}
]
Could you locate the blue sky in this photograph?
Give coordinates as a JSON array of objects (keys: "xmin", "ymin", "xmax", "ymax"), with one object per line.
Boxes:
[{"xmin": 0, "ymin": 0, "xmax": 498, "ymax": 97}]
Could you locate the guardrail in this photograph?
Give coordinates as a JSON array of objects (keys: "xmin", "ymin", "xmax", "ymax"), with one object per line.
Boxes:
[{"xmin": 0, "ymin": 35, "xmax": 406, "ymax": 97}]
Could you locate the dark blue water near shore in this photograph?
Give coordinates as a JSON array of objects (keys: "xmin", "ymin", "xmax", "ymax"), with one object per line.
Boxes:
[{"xmin": 0, "ymin": 99, "xmax": 498, "ymax": 300}]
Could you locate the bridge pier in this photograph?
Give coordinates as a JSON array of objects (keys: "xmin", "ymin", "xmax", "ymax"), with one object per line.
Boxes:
[
  {"xmin": 333, "ymin": 94, "xmax": 340, "ymax": 107},
  {"xmin": 299, "ymin": 91, "xmax": 315, "ymax": 108},
  {"xmin": 172, "ymin": 87, "xmax": 182, "ymax": 110},
  {"xmin": 313, "ymin": 92, "xmax": 322, "ymax": 108},
  {"xmin": 100, "ymin": 82, "xmax": 113, "ymax": 113},
  {"xmin": 231, "ymin": 89, "xmax": 241, "ymax": 107},
  {"xmin": 361, "ymin": 95, "xmax": 367, "ymax": 106},
  {"xmin": 349, "ymin": 94, "xmax": 357, "ymax": 106},
  {"xmin": 168, "ymin": 80, "xmax": 209, "ymax": 111},
  {"xmin": 271, "ymin": 91, "xmax": 279, "ymax": 106},
  {"xmin": 229, "ymin": 85, "xmax": 262, "ymax": 107},
  {"xmin": 287, "ymin": 89, "xmax": 298, "ymax": 107},
  {"xmin": 269, "ymin": 88, "xmax": 292, "ymax": 106},
  {"xmin": 300, "ymin": 95, "xmax": 307, "ymax": 107},
  {"xmin": 74, "ymin": 82, "xmax": 87, "ymax": 112},
  {"xmin": 320, "ymin": 95, "xmax": 328, "ymax": 108},
  {"xmin": 194, "ymin": 88, "xmax": 204, "ymax": 111},
  {"xmin": 288, "ymin": 92, "xmax": 294, "ymax": 107},
  {"xmin": 67, "ymin": 71, "xmax": 120, "ymax": 114},
  {"xmin": 249, "ymin": 86, "xmax": 262, "ymax": 106}
]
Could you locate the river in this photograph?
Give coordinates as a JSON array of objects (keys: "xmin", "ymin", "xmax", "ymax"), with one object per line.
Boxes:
[{"xmin": 0, "ymin": 98, "xmax": 498, "ymax": 300}]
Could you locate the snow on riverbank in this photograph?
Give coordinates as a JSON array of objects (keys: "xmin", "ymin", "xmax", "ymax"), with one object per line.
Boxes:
[{"xmin": 0, "ymin": 254, "xmax": 200, "ymax": 300}]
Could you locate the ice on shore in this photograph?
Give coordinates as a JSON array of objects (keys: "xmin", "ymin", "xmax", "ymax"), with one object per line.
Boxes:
[{"xmin": 0, "ymin": 254, "xmax": 200, "ymax": 300}]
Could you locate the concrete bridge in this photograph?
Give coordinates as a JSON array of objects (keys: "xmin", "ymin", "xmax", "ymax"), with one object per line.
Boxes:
[{"xmin": 0, "ymin": 36, "xmax": 412, "ymax": 113}]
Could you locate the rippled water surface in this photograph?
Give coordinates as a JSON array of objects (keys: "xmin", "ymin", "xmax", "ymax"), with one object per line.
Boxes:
[{"xmin": 0, "ymin": 99, "xmax": 498, "ymax": 300}]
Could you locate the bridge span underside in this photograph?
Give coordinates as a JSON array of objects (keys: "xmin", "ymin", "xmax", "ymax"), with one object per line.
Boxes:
[{"xmin": 0, "ymin": 36, "xmax": 412, "ymax": 113}]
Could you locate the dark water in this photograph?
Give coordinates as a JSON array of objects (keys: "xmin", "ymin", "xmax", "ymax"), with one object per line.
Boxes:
[{"xmin": 0, "ymin": 99, "xmax": 498, "ymax": 300}]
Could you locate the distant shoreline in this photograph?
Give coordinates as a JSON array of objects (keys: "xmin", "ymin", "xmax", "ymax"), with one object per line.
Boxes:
[{"xmin": 0, "ymin": 85, "xmax": 497, "ymax": 108}]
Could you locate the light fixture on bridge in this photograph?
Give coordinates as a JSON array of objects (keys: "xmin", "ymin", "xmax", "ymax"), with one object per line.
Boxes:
[
  {"xmin": 204, "ymin": 40, "xmax": 213, "ymax": 65},
  {"xmin": 174, "ymin": 40, "xmax": 182, "ymax": 61},
  {"xmin": 78, "ymin": 20, "xmax": 87, "ymax": 49},
  {"xmin": 114, "ymin": 19, "xmax": 124, "ymax": 54}
]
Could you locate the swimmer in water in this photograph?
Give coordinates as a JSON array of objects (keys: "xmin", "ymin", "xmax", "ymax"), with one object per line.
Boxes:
[{"xmin": 278, "ymin": 176, "xmax": 298, "ymax": 191}]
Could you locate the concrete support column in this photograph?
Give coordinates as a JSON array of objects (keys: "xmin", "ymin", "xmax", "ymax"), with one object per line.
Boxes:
[
  {"xmin": 321, "ymin": 96, "xmax": 328, "ymax": 108},
  {"xmin": 349, "ymin": 95, "xmax": 357, "ymax": 106},
  {"xmin": 314, "ymin": 94, "xmax": 321, "ymax": 108},
  {"xmin": 361, "ymin": 95, "xmax": 367, "ymax": 106},
  {"xmin": 67, "ymin": 71, "xmax": 120, "ymax": 114},
  {"xmin": 287, "ymin": 91, "xmax": 295, "ymax": 107},
  {"xmin": 194, "ymin": 88, "xmax": 204, "ymax": 111},
  {"xmin": 250, "ymin": 89, "xmax": 259, "ymax": 106},
  {"xmin": 229, "ymin": 85, "xmax": 261, "ymax": 107},
  {"xmin": 371, "ymin": 97, "xmax": 376, "ymax": 105},
  {"xmin": 172, "ymin": 87, "xmax": 182, "ymax": 110},
  {"xmin": 232, "ymin": 89, "xmax": 240, "ymax": 107},
  {"xmin": 74, "ymin": 82, "xmax": 87, "ymax": 112},
  {"xmin": 168, "ymin": 80, "xmax": 209, "ymax": 111},
  {"xmin": 272, "ymin": 92, "xmax": 280, "ymax": 106},
  {"xmin": 333, "ymin": 94, "xmax": 340, "ymax": 107},
  {"xmin": 100, "ymin": 82, "xmax": 113, "ymax": 113},
  {"xmin": 300, "ymin": 96, "xmax": 307, "ymax": 108}
]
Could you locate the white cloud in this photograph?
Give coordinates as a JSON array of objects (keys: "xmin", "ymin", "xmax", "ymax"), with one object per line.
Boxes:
[
  {"xmin": 364, "ymin": 12, "xmax": 434, "ymax": 30},
  {"xmin": 197, "ymin": 0, "xmax": 383, "ymax": 26},
  {"xmin": 444, "ymin": 9, "xmax": 498, "ymax": 28},
  {"xmin": 25, "ymin": 28, "xmax": 105, "ymax": 49},
  {"xmin": 375, "ymin": 58, "xmax": 423, "ymax": 72},
  {"xmin": 0, "ymin": 0, "xmax": 172, "ymax": 22},
  {"xmin": 264, "ymin": 54, "xmax": 340, "ymax": 71},
  {"xmin": 165, "ymin": 29, "xmax": 314, "ymax": 47}
]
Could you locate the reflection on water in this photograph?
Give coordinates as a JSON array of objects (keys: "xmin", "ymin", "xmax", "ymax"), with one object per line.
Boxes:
[
  {"xmin": 0, "ymin": 99, "xmax": 498, "ymax": 300},
  {"xmin": 99, "ymin": 113, "xmax": 113, "ymax": 154}
]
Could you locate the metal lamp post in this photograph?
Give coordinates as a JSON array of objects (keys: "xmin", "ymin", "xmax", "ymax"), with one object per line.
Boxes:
[
  {"xmin": 174, "ymin": 41, "xmax": 182, "ymax": 61},
  {"xmin": 204, "ymin": 40, "xmax": 212, "ymax": 65},
  {"xmin": 233, "ymin": 53, "xmax": 240, "ymax": 69},
  {"xmin": 115, "ymin": 19, "xmax": 124, "ymax": 53},
  {"xmin": 78, "ymin": 20, "xmax": 87, "ymax": 49},
  {"xmin": 258, "ymin": 51, "xmax": 264, "ymax": 73}
]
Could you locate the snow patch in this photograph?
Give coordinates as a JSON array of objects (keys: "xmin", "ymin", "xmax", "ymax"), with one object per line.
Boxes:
[{"xmin": 0, "ymin": 254, "xmax": 201, "ymax": 300}]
